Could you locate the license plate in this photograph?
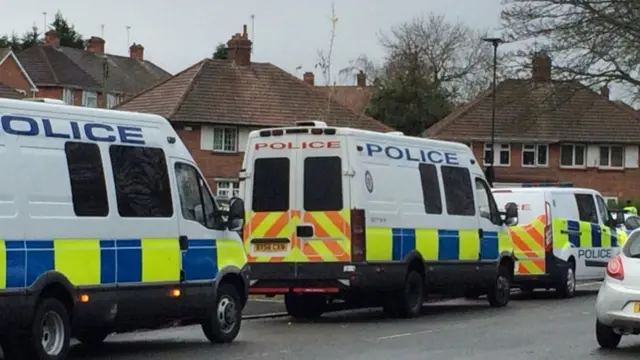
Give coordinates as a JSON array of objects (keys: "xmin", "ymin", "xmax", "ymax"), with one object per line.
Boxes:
[
  {"xmin": 633, "ymin": 303, "xmax": 640, "ymax": 313},
  {"xmin": 254, "ymin": 243, "xmax": 287, "ymax": 252}
]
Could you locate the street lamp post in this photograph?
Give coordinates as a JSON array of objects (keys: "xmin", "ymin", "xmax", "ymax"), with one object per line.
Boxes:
[{"xmin": 482, "ymin": 37, "xmax": 502, "ymax": 187}]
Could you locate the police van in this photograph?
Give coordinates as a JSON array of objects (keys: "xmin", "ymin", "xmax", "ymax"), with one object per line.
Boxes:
[
  {"xmin": 492, "ymin": 187, "xmax": 627, "ymax": 298},
  {"xmin": 0, "ymin": 98, "xmax": 249, "ymax": 360},
  {"xmin": 240, "ymin": 121, "xmax": 520, "ymax": 319}
]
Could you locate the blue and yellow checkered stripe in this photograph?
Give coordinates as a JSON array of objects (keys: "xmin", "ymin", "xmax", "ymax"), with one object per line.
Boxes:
[
  {"xmin": 365, "ymin": 227, "xmax": 511, "ymax": 262},
  {"xmin": 565, "ymin": 220, "xmax": 618, "ymax": 248},
  {"xmin": 0, "ymin": 238, "xmax": 246, "ymax": 290}
]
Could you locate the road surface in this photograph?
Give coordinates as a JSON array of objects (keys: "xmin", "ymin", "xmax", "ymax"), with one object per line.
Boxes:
[{"xmin": 11, "ymin": 286, "xmax": 640, "ymax": 359}]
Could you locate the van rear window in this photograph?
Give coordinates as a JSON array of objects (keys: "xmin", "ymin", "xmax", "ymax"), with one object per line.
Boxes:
[
  {"xmin": 304, "ymin": 156, "xmax": 343, "ymax": 211},
  {"xmin": 252, "ymin": 158, "xmax": 290, "ymax": 212}
]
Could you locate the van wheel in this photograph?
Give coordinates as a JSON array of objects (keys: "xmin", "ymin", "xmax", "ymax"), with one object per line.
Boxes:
[
  {"xmin": 388, "ymin": 271, "xmax": 424, "ymax": 318},
  {"xmin": 76, "ymin": 330, "xmax": 110, "ymax": 346},
  {"xmin": 3, "ymin": 298, "xmax": 71, "ymax": 360},
  {"xmin": 596, "ymin": 319, "xmax": 621, "ymax": 349},
  {"xmin": 201, "ymin": 284, "xmax": 242, "ymax": 343},
  {"xmin": 555, "ymin": 262, "xmax": 576, "ymax": 298},
  {"xmin": 488, "ymin": 265, "xmax": 511, "ymax": 307},
  {"xmin": 285, "ymin": 294, "xmax": 326, "ymax": 319}
]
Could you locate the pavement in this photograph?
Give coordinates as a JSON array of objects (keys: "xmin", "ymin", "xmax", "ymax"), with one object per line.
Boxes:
[{"xmin": 9, "ymin": 282, "xmax": 640, "ymax": 359}]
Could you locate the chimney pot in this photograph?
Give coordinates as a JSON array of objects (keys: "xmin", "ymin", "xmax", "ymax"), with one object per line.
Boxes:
[
  {"xmin": 531, "ymin": 53, "xmax": 552, "ymax": 82},
  {"xmin": 600, "ymin": 85, "xmax": 610, "ymax": 99},
  {"xmin": 87, "ymin": 36, "xmax": 106, "ymax": 54},
  {"xmin": 129, "ymin": 43, "xmax": 144, "ymax": 61},
  {"xmin": 356, "ymin": 70, "xmax": 366, "ymax": 87},
  {"xmin": 45, "ymin": 30, "xmax": 60, "ymax": 47},
  {"xmin": 303, "ymin": 72, "xmax": 315, "ymax": 86},
  {"xmin": 226, "ymin": 24, "xmax": 252, "ymax": 66}
]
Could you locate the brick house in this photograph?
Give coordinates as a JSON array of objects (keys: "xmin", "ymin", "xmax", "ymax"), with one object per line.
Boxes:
[
  {"xmin": 311, "ymin": 70, "xmax": 374, "ymax": 115},
  {"xmin": 0, "ymin": 83, "xmax": 26, "ymax": 99},
  {"xmin": 0, "ymin": 48, "xmax": 38, "ymax": 97},
  {"xmin": 118, "ymin": 25, "xmax": 391, "ymax": 201},
  {"xmin": 8, "ymin": 30, "xmax": 171, "ymax": 108},
  {"xmin": 425, "ymin": 53, "xmax": 640, "ymax": 203}
]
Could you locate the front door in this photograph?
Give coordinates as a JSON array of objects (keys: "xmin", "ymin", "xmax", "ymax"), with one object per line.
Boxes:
[
  {"xmin": 474, "ymin": 177, "xmax": 504, "ymax": 265},
  {"xmin": 574, "ymin": 193, "xmax": 606, "ymax": 279}
]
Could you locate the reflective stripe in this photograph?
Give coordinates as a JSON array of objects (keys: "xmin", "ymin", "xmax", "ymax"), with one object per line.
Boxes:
[
  {"xmin": 510, "ymin": 214, "xmax": 546, "ymax": 275},
  {"xmin": 141, "ymin": 238, "xmax": 180, "ymax": 282},
  {"xmin": 54, "ymin": 239, "xmax": 101, "ymax": 286}
]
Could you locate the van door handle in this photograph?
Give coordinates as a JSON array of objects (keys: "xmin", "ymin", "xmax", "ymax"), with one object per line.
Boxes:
[
  {"xmin": 179, "ymin": 235, "xmax": 189, "ymax": 251},
  {"xmin": 478, "ymin": 228, "xmax": 484, "ymax": 239}
]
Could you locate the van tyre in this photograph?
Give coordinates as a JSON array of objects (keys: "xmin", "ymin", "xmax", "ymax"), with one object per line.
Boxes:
[
  {"xmin": 555, "ymin": 262, "xmax": 576, "ymax": 298},
  {"xmin": 386, "ymin": 271, "xmax": 424, "ymax": 318},
  {"xmin": 285, "ymin": 293, "xmax": 326, "ymax": 319},
  {"xmin": 596, "ymin": 319, "xmax": 621, "ymax": 349},
  {"xmin": 3, "ymin": 298, "xmax": 71, "ymax": 360},
  {"xmin": 201, "ymin": 284, "xmax": 242, "ymax": 343},
  {"xmin": 488, "ymin": 264, "xmax": 511, "ymax": 307}
]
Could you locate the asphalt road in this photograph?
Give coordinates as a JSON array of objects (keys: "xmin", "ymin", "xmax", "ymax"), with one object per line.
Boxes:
[{"xmin": 11, "ymin": 285, "xmax": 640, "ymax": 360}]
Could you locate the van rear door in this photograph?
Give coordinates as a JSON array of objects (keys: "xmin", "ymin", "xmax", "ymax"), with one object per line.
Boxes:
[{"xmin": 294, "ymin": 134, "xmax": 352, "ymax": 263}]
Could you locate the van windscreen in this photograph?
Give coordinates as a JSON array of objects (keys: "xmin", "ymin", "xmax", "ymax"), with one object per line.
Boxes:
[
  {"xmin": 252, "ymin": 158, "xmax": 290, "ymax": 212},
  {"xmin": 304, "ymin": 156, "xmax": 342, "ymax": 211}
]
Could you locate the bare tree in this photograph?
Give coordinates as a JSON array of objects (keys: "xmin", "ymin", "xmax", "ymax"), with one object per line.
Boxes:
[
  {"xmin": 376, "ymin": 13, "xmax": 496, "ymax": 102},
  {"xmin": 339, "ymin": 54, "xmax": 383, "ymax": 85},
  {"xmin": 315, "ymin": 1, "xmax": 339, "ymax": 116},
  {"xmin": 501, "ymin": 0, "xmax": 640, "ymax": 102}
]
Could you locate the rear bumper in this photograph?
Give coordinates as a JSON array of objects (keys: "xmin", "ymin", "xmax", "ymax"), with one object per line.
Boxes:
[
  {"xmin": 249, "ymin": 262, "xmax": 406, "ymax": 294},
  {"xmin": 596, "ymin": 280, "xmax": 640, "ymax": 329}
]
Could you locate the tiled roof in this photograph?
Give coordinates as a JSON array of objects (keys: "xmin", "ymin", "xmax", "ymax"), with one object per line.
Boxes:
[
  {"xmin": 424, "ymin": 79, "xmax": 640, "ymax": 143},
  {"xmin": 15, "ymin": 45, "xmax": 171, "ymax": 95},
  {"xmin": 117, "ymin": 59, "xmax": 392, "ymax": 132},
  {"xmin": 0, "ymin": 83, "xmax": 25, "ymax": 99},
  {"xmin": 316, "ymin": 85, "xmax": 375, "ymax": 115}
]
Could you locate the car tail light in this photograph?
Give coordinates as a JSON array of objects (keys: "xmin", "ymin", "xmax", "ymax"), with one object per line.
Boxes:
[
  {"xmin": 350, "ymin": 209, "xmax": 366, "ymax": 262},
  {"xmin": 607, "ymin": 255, "xmax": 624, "ymax": 281},
  {"xmin": 544, "ymin": 201, "xmax": 552, "ymax": 251}
]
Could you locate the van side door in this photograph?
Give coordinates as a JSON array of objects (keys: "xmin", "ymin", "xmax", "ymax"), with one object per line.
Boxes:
[
  {"xmin": 573, "ymin": 193, "xmax": 606, "ymax": 279},
  {"xmin": 595, "ymin": 194, "xmax": 621, "ymax": 257}
]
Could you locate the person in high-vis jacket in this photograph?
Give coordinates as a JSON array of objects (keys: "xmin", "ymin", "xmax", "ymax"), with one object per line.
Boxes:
[{"xmin": 624, "ymin": 200, "xmax": 638, "ymax": 215}]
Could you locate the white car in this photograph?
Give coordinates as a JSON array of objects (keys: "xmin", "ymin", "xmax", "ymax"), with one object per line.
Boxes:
[{"xmin": 595, "ymin": 228, "xmax": 640, "ymax": 348}]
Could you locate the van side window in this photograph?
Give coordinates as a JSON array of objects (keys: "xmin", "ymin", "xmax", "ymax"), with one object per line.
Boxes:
[
  {"xmin": 252, "ymin": 158, "xmax": 290, "ymax": 212},
  {"xmin": 595, "ymin": 195, "xmax": 611, "ymax": 225},
  {"xmin": 304, "ymin": 156, "xmax": 342, "ymax": 211},
  {"xmin": 175, "ymin": 163, "xmax": 223, "ymax": 229},
  {"xmin": 474, "ymin": 178, "xmax": 500, "ymax": 224},
  {"xmin": 441, "ymin": 166, "xmax": 475, "ymax": 216},
  {"xmin": 64, "ymin": 142, "xmax": 109, "ymax": 217},
  {"xmin": 109, "ymin": 145, "xmax": 173, "ymax": 218},
  {"xmin": 418, "ymin": 163, "xmax": 442, "ymax": 214},
  {"xmin": 575, "ymin": 193, "xmax": 598, "ymax": 223}
]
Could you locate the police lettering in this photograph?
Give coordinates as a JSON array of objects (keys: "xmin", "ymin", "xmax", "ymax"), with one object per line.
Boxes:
[
  {"xmin": 578, "ymin": 248, "xmax": 612, "ymax": 259},
  {"xmin": 365, "ymin": 143, "xmax": 459, "ymax": 165},
  {"xmin": 255, "ymin": 141, "xmax": 340, "ymax": 150},
  {"xmin": 0, "ymin": 115, "xmax": 145, "ymax": 145}
]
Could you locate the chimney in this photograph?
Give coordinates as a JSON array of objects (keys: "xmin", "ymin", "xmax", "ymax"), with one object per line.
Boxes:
[
  {"xmin": 129, "ymin": 43, "xmax": 144, "ymax": 61},
  {"xmin": 531, "ymin": 53, "xmax": 551, "ymax": 82},
  {"xmin": 600, "ymin": 85, "xmax": 610, "ymax": 99},
  {"xmin": 87, "ymin": 36, "xmax": 105, "ymax": 54},
  {"xmin": 356, "ymin": 70, "xmax": 367, "ymax": 87},
  {"xmin": 226, "ymin": 25, "xmax": 252, "ymax": 66},
  {"xmin": 303, "ymin": 72, "xmax": 315, "ymax": 86},
  {"xmin": 45, "ymin": 30, "xmax": 60, "ymax": 47}
]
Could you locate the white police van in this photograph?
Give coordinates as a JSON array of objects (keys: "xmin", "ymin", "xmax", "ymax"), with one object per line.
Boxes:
[
  {"xmin": 240, "ymin": 121, "xmax": 519, "ymax": 319},
  {"xmin": 0, "ymin": 98, "xmax": 248, "ymax": 360}
]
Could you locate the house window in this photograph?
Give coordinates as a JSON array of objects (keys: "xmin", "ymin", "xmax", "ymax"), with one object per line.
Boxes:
[
  {"xmin": 522, "ymin": 144, "xmax": 548, "ymax": 167},
  {"xmin": 106, "ymin": 93, "xmax": 119, "ymax": 108},
  {"xmin": 483, "ymin": 143, "xmax": 510, "ymax": 166},
  {"xmin": 213, "ymin": 127, "xmax": 237, "ymax": 152},
  {"xmin": 560, "ymin": 144, "xmax": 586, "ymax": 167},
  {"xmin": 599, "ymin": 145, "xmax": 624, "ymax": 168},
  {"xmin": 63, "ymin": 88, "xmax": 74, "ymax": 105},
  {"xmin": 216, "ymin": 180, "xmax": 240, "ymax": 199},
  {"xmin": 82, "ymin": 91, "xmax": 98, "ymax": 108}
]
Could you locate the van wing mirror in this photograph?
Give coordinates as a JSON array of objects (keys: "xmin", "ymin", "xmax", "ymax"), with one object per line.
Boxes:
[
  {"xmin": 504, "ymin": 202, "xmax": 518, "ymax": 225},
  {"xmin": 227, "ymin": 197, "xmax": 245, "ymax": 231}
]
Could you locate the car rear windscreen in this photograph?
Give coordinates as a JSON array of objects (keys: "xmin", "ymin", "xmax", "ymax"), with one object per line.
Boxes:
[{"xmin": 252, "ymin": 158, "xmax": 290, "ymax": 212}]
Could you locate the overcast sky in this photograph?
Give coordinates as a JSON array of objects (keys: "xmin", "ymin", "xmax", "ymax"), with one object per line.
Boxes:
[{"xmin": 3, "ymin": 0, "xmax": 503, "ymax": 83}]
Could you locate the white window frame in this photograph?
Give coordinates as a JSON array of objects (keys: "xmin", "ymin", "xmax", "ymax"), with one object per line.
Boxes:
[
  {"xmin": 106, "ymin": 93, "xmax": 119, "ymax": 108},
  {"xmin": 559, "ymin": 144, "xmax": 587, "ymax": 168},
  {"xmin": 598, "ymin": 145, "xmax": 624, "ymax": 169},
  {"xmin": 521, "ymin": 144, "xmax": 549, "ymax": 167},
  {"xmin": 82, "ymin": 91, "xmax": 98, "ymax": 108},
  {"xmin": 215, "ymin": 180, "xmax": 240, "ymax": 199},
  {"xmin": 212, "ymin": 127, "xmax": 238, "ymax": 153},
  {"xmin": 483, "ymin": 143, "xmax": 510, "ymax": 167},
  {"xmin": 62, "ymin": 88, "xmax": 74, "ymax": 105}
]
